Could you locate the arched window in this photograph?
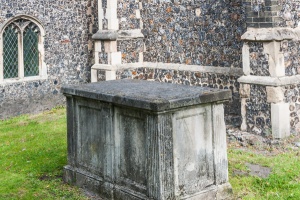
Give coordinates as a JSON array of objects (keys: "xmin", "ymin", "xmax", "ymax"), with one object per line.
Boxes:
[{"xmin": 0, "ymin": 15, "xmax": 46, "ymax": 82}]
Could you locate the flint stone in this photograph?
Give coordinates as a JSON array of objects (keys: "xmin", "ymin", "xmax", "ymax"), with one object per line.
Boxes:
[{"xmin": 62, "ymin": 80, "xmax": 232, "ymax": 200}]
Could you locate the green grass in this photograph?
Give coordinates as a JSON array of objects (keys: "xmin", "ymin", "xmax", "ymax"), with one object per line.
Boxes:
[
  {"xmin": 229, "ymin": 144, "xmax": 300, "ymax": 199},
  {"xmin": 0, "ymin": 108, "xmax": 88, "ymax": 200},
  {"xmin": 1, "ymin": 108, "xmax": 300, "ymax": 199}
]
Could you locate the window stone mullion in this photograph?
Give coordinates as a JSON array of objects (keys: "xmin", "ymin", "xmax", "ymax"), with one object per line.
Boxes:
[
  {"xmin": 0, "ymin": 37, "xmax": 3, "ymax": 82},
  {"xmin": 19, "ymin": 30, "xmax": 24, "ymax": 78}
]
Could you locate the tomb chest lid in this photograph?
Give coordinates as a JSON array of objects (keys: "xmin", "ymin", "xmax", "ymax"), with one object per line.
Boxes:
[{"xmin": 61, "ymin": 80, "xmax": 231, "ymax": 111}]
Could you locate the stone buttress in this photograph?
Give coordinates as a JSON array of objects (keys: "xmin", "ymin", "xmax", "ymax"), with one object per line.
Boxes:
[{"xmin": 240, "ymin": 0, "xmax": 300, "ymax": 137}]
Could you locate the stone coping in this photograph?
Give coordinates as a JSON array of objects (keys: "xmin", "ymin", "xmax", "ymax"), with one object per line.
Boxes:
[
  {"xmin": 242, "ymin": 27, "xmax": 300, "ymax": 41},
  {"xmin": 118, "ymin": 29, "xmax": 144, "ymax": 40},
  {"xmin": 92, "ymin": 30, "xmax": 118, "ymax": 41},
  {"xmin": 92, "ymin": 29, "xmax": 144, "ymax": 41},
  {"xmin": 61, "ymin": 80, "xmax": 231, "ymax": 111},
  {"xmin": 238, "ymin": 75, "xmax": 300, "ymax": 86},
  {"xmin": 91, "ymin": 62, "xmax": 244, "ymax": 76}
]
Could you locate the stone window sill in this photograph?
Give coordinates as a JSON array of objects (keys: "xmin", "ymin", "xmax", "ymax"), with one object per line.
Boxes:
[{"xmin": 0, "ymin": 76, "xmax": 48, "ymax": 85}]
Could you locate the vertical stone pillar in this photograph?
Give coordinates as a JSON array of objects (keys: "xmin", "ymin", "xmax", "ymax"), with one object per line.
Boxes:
[
  {"xmin": 0, "ymin": 42, "xmax": 3, "ymax": 81},
  {"xmin": 212, "ymin": 103, "xmax": 229, "ymax": 185},
  {"xmin": 263, "ymin": 41, "xmax": 285, "ymax": 77},
  {"xmin": 91, "ymin": 41, "xmax": 101, "ymax": 82},
  {"xmin": 238, "ymin": 0, "xmax": 300, "ymax": 138},
  {"xmin": 91, "ymin": 0, "xmax": 144, "ymax": 82},
  {"xmin": 91, "ymin": 30, "xmax": 120, "ymax": 82},
  {"xmin": 266, "ymin": 86, "xmax": 290, "ymax": 138},
  {"xmin": 91, "ymin": 0, "xmax": 120, "ymax": 82},
  {"xmin": 239, "ymin": 84, "xmax": 250, "ymax": 131},
  {"xmin": 106, "ymin": 0, "xmax": 118, "ymax": 30},
  {"xmin": 239, "ymin": 29, "xmax": 295, "ymax": 138}
]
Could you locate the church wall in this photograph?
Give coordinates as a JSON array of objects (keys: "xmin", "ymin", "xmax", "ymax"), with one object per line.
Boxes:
[
  {"xmin": 140, "ymin": 1, "xmax": 246, "ymax": 67},
  {"xmin": 0, "ymin": 0, "xmax": 98, "ymax": 118},
  {"xmin": 111, "ymin": 0, "xmax": 246, "ymax": 126}
]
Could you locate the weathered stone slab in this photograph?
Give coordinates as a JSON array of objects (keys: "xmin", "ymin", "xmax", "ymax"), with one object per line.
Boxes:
[
  {"xmin": 62, "ymin": 80, "xmax": 232, "ymax": 200},
  {"xmin": 62, "ymin": 79, "xmax": 231, "ymax": 112},
  {"xmin": 92, "ymin": 30, "xmax": 118, "ymax": 41}
]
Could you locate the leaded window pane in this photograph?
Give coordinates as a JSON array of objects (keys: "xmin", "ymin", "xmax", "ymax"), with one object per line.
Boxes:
[
  {"xmin": 3, "ymin": 24, "xmax": 19, "ymax": 79},
  {"xmin": 23, "ymin": 23, "xmax": 39, "ymax": 77}
]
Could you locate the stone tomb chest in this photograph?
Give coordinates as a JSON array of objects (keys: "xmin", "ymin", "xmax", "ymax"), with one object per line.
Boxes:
[{"xmin": 62, "ymin": 80, "xmax": 232, "ymax": 200}]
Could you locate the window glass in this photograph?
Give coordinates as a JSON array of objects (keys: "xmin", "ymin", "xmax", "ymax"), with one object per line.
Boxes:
[
  {"xmin": 23, "ymin": 23, "xmax": 39, "ymax": 77},
  {"xmin": 3, "ymin": 24, "xmax": 19, "ymax": 79}
]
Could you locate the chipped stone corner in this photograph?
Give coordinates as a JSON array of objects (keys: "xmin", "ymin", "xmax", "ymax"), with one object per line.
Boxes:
[
  {"xmin": 266, "ymin": 86, "xmax": 284, "ymax": 103},
  {"xmin": 239, "ymin": 83, "xmax": 250, "ymax": 98}
]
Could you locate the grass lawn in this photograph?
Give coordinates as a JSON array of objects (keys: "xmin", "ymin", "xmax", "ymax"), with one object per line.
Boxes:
[
  {"xmin": 1, "ymin": 107, "xmax": 300, "ymax": 199},
  {"xmin": 0, "ymin": 107, "xmax": 88, "ymax": 200},
  {"xmin": 229, "ymin": 137, "xmax": 300, "ymax": 200}
]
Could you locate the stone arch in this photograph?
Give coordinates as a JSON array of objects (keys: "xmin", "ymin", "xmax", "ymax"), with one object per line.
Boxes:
[{"xmin": 0, "ymin": 14, "xmax": 45, "ymax": 34}]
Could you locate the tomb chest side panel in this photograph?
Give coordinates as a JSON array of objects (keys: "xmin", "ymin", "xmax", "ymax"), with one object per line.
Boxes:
[
  {"xmin": 114, "ymin": 106, "xmax": 148, "ymax": 195},
  {"xmin": 75, "ymin": 97, "xmax": 113, "ymax": 179},
  {"xmin": 173, "ymin": 104, "xmax": 214, "ymax": 196}
]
